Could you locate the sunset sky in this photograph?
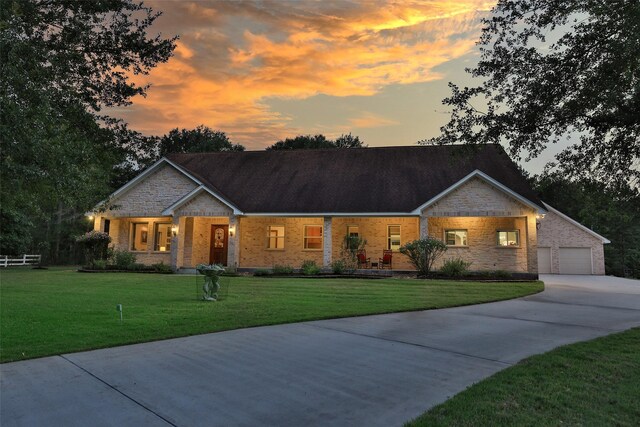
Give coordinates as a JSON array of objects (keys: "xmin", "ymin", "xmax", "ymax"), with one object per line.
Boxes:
[{"xmin": 111, "ymin": 0, "xmax": 561, "ymax": 173}]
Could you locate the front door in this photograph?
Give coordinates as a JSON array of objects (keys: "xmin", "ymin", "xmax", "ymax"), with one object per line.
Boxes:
[{"xmin": 210, "ymin": 225, "xmax": 229, "ymax": 266}]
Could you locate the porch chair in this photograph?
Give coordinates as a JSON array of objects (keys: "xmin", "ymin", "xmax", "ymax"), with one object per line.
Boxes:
[
  {"xmin": 379, "ymin": 250, "xmax": 393, "ymax": 269},
  {"xmin": 356, "ymin": 249, "xmax": 370, "ymax": 269}
]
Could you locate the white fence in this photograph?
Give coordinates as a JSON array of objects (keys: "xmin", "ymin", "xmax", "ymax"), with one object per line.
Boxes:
[{"xmin": 1, "ymin": 255, "xmax": 41, "ymax": 267}]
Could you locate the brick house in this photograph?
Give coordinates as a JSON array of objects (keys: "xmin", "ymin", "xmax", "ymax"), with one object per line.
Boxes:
[{"xmin": 92, "ymin": 145, "xmax": 608, "ymax": 275}]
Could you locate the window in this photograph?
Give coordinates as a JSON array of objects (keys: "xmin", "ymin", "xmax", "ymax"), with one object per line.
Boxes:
[
  {"xmin": 131, "ymin": 222, "xmax": 148, "ymax": 251},
  {"xmin": 103, "ymin": 219, "xmax": 110, "ymax": 234},
  {"xmin": 445, "ymin": 230, "xmax": 468, "ymax": 246},
  {"xmin": 387, "ymin": 225, "xmax": 401, "ymax": 251},
  {"xmin": 497, "ymin": 230, "xmax": 520, "ymax": 247},
  {"xmin": 154, "ymin": 223, "xmax": 172, "ymax": 252},
  {"xmin": 303, "ymin": 225, "xmax": 323, "ymax": 250},
  {"xmin": 347, "ymin": 225, "xmax": 359, "ymax": 238},
  {"xmin": 267, "ymin": 225, "xmax": 285, "ymax": 249}
]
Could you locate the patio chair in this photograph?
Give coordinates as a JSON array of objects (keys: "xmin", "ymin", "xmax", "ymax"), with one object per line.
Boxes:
[
  {"xmin": 356, "ymin": 249, "xmax": 370, "ymax": 269},
  {"xmin": 379, "ymin": 250, "xmax": 393, "ymax": 269}
]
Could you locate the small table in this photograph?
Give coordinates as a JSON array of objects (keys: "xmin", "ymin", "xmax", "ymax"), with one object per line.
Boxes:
[{"xmin": 370, "ymin": 262, "xmax": 379, "ymax": 269}]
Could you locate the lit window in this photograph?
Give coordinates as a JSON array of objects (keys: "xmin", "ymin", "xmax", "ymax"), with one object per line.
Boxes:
[
  {"xmin": 131, "ymin": 222, "xmax": 148, "ymax": 251},
  {"xmin": 387, "ymin": 225, "xmax": 401, "ymax": 251},
  {"xmin": 445, "ymin": 230, "xmax": 468, "ymax": 246},
  {"xmin": 347, "ymin": 225, "xmax": 359, "ymax": 238},
  {"xmin": 154, "ymin": 223, "xmax": 172, "ymax": 252},
  {"xmin": 497, "ymin": 230, "xmax": 520, "ymax": 247},
  {"xmin": 267, "ymin": 225, "xmax": 285, "ymax": 249},
  {"xmin": 304, "ymin": 225, "xmax": 323, "ymax": 250}
]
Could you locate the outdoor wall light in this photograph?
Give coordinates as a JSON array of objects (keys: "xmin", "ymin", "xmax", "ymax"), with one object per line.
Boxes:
[
  {"xmin": 229, "ymin": 225, "xmax": 236, "ymax": 237},
  {"xmin": 88, "ymin": 215, "xmax": 94, "ymax": 220},
  {"xmin": 171, "ymin": 225, "xmax": 179, "ymax": 237}
]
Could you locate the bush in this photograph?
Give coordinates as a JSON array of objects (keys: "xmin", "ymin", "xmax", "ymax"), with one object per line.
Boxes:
[
  {"xmin": 331, "ymin": 259, "xmax": 346, "ymax": 274},
  {"xmin": 111, "ymin": 250, "xmax": 136, "ymax": 270},
  {"xmin": 130, "ymin": 263, "xmax": 147, "ymax": 271},
  {"xmin": 91, "ymin": 259, "xmax": 107, "ymax": 270},
  {"xmin": 76, "ymin": 230, "xmax": 111, "ymax": 265},
  {"xmin": 440, "ymin": 258, "xmax": 472, "ymax": 277},
  {"xmin": 491, "ymin": 269, "xmax": 512, "ymax": 279},
  {"xmin": 273, "ymin": 264, "xmax": 294, "ymax": 275},
  {"xmin": 253, "ymin": 269, "xmax": 272, "ymax": 276},
  {"xmin": 301, "ymin": 260, "xmax": 321, "ymax": 275},
  {"xmin": 400, "ymin": 238, "xmax": 447, "ymax": 276},
  {"xmin": 151, "ymin": 262, "xmax": 173, "ymax": 273}
]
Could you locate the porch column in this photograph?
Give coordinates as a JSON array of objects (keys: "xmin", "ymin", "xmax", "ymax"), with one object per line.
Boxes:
[
  {"xmin": 227, "ymin": 215, "xmax": 240, "ymax": 269},
  {"xmin": 526, "ymin": 214, "xmax": 538, "ymax": 274},
  {"xmin": 170, "ymin": 216, "xmax": 180, "ymax": 271},
  {"xmin": 323, "ymin": 217, "xmax": 332, "ymax": 268},
  {"xmin": 419, "ymin": 215, "xmax": 429, "ymax": 239}
]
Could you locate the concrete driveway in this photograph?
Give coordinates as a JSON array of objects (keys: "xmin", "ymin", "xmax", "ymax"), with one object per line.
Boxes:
[{"xmin": 2, "ymin": 275, "xmax": 639, "ymax": 427}]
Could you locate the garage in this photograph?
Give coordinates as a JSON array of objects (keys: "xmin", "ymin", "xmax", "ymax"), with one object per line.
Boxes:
[
  {"xmin": 558, "ymin": 247, "xmax": 592, "ymax": 275},
  {"xmin": 537, "ymin": 247, "xmax": 552, "ymax": 274}
]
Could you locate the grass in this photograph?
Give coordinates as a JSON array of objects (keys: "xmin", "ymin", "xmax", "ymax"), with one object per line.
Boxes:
[
  {"xmin": 0, "ymin": 267, "xmax": 542, "ymax": 363},
  {"xmin": 408, "ymin": 327, "xmax": 640, "ymax": 426}
]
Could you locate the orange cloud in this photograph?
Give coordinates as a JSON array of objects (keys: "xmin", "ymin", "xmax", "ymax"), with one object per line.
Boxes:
[{"xmin": 111, "ymin": 0, "xmax": 493, "ymax": 148}]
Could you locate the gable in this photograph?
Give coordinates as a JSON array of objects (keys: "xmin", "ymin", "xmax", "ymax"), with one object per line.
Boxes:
[
  {"xmin": 173, "ymin": 191, "xmax": 233, "ymax": 217},
  {"xmin": 105, "ymin": 164, "xmax": 198, "ymax": 217},
  {"xmin": 423, "ymin": 177, "xmax": 536, "ymax": 217},
  {"xmin": 538, "ymin": 204, "xmax": 610, "ymax": 245}
]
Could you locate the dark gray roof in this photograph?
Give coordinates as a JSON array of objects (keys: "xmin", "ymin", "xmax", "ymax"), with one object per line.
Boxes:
[{"xmin": 166, "ymin": 144, "xmax": 544, "ymax": 213}]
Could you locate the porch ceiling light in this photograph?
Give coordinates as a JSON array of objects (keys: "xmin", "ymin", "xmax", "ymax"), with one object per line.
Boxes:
[
  {"xmin": 171, "ymin": 225, "xmax": 179, "ymax": 237},
  {"xmin": 536, "ymin": 213, "xmax": 546, "ymax": 219}
]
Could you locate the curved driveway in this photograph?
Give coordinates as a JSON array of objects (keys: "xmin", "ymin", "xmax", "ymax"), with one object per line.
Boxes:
[{"xmin": 2, "ymin": 275, "xmax": 639, "ymax": 426}]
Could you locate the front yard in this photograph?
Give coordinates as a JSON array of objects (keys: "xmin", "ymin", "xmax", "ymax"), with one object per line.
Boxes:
[{"xmin": 0, "ymin": 267, "xmax": 542, "ymax": 362}]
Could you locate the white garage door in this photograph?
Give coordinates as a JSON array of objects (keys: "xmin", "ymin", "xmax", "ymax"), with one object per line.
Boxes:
[
  {"xmin": 559, "ymin": 248, "xmax": 592, "ymax": 274},
  {"xmin": 537, "ymin": 247, "xmax": 552, "ymax": 274}
]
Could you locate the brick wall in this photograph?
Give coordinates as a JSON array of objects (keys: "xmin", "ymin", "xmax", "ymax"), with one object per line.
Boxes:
[
  {"xmin": 538, "ymin": 210, "xmax": 606, "ymax": 274},
  {"xmin": 99, "ymin": 216, "xmax": 172, "ymax": 265}
]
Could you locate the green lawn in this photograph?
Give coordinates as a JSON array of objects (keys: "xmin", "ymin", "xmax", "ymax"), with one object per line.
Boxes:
[
  {"xmin": 0, "ymin": 267, "xmax": 542, "ymax": 363},
  {"xmin": 408, "ymin": 327, "xmax": 640, "ymax": 426}
]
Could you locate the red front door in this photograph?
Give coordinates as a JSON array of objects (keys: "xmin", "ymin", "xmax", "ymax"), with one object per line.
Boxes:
[{"xmin": 210, "ymin": 225, "xmax": 229, "ymax": 266}]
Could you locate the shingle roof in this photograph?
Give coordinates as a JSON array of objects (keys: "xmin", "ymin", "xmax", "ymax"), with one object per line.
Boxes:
[{"xmin": 166, "ymin": 144, "xmax": 544, "ymax": 214}]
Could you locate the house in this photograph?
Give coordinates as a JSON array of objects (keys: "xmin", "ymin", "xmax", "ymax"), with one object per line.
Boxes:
[{"xmin": 91, "ymin": 144, "xmax": 608, "ymax": 276}]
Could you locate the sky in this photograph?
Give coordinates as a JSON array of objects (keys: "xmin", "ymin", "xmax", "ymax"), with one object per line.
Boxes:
[{"xmin": 110, "ymin": 0, "xmax": 561, "ymax": 174}]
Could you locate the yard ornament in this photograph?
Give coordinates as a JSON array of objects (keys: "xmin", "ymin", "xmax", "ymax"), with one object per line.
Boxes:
[{"xmin": 196, "ymin": 264, "xmax": 225, "ymax": 301}]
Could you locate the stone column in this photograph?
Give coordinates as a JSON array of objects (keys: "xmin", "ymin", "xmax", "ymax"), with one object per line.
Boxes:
[
  {"xmin": 93, "ymin": 216, "xmax": 102, "ymax": 232},
  {"xmin": 526, "ymin": 214, "xmax": 538, "ymax": 275},
  {"xmin": 419, "ymin": 215, "xmax": 429, "ymax": 239},
  {"xmin": 227, "ymin": 215, "xmax": 240, "ymax": 268},
  {"xmin": 170, "ymin": 216, "xmax": 180, "ymax": 271},
  {"xmin": 323, "ymin": 217, "xmax": 332, "ymax": 268}
]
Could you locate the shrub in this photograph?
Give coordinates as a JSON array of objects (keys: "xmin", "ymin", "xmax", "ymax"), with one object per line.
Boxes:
[
  {"xmin": 331, "ymin": 259, "xmax": 346, "ymax": 274},
  {"xmin": 301, "ymin": 260, "xmax": 321, "ymax": 275},
  {"xmin": 273, "ymin": 264, "xmax": 294, "ymax": 275},
  {"xmin": 151, "ymin": 262, "xmax": 173, "ymax": 273},
  {"xmin": 253, "ymin": 269, "xmax": 272, "ymax": 276},
  {"xmin": 76, "ymin": 230, "xmax": 111, "ymax": 265},
  {"xmin": 340, "ymin": 235, "xmax": 366, "ymax": 271},
  {"xmin": 91, "ymin": 259, "xmax": 108, "ymax": 270},
  {"xmin": 491, "ymin": 269, "xmax": 512, "ymax": 279},
  {"xmin": 399, "ymin": 238, "xmax": 448, "ymax": 277},
  {"xmin": 111, "ymin": 250, "xmax": 136, "ymax": 270},
  {"xmin": 440, "ymin": 258, "xmax": 472, "ymax": 277},
  {"xmin": 131, "ymin": 263, "xmax": 147, "ymax": 271}
]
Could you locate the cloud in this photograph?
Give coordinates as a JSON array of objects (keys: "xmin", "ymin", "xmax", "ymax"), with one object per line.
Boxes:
[{"xmin": 111, "ymin": 0, "xmax": 492, "ymax": 148}]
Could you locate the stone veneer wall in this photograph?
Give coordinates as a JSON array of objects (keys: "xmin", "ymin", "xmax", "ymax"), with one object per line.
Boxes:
[
  {"xmin": 538, "ymin": 210, "xmax": 606, "ymax": 275},
  {"xmin": 239, "ymin": 217, "xmax": 324, "ymax": 268},
  {"xmin": 330, "ymin": 217, "xmax": 419, "ymax": 270},
  {"xmin": 97, "ymin": 216, "xmax": 172, "ymax": 265},
  {"xmin": 187, "ymin": 217, "xmax": 230, "ymax": 267},
  {"xmin": 427, "ymin": 217, "xmax": 529, "ymax": 272}
]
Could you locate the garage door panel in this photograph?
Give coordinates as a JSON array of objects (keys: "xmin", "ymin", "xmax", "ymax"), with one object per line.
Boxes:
[
  {"xmin": 559, "ymin": 248, "xmax": 592, "ymax": 275},
  {"xmin": 537, "ymin": 247, "xmax": 552, "ymax": 274}
]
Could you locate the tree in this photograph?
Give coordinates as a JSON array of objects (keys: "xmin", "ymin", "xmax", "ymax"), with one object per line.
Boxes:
[
  {"xmin": 158, "ymin": 126, "xmax": 245, "ymax": 157},
  {"xmin": 267, "ymin": 133, "xmax": 366, "ymax": 150},
  {"xmin": 429, "ymin": 0, "xmax": 640, "ymax": 188},
  {"xmin": 0, "ymin": 0, "xmax": 176, "ymax": 256}
]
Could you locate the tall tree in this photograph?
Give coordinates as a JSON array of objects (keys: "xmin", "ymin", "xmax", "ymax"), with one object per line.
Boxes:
[
  {"xmin": 429, "ymin": 0, "xmax": 640, "ymax": 188},
  {"xmin": 0, "ymin": 0, "xmax": 176, "ymax": 256},
  {"xmin": 267, "ymin": 133, "xmax": 365, "ymax": 150},
  {"xmin": 158, "ymin": 126, "xmax": 245, "ymax": 158}
]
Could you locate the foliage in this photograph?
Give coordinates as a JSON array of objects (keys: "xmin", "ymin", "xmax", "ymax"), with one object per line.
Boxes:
[
  {"xmin": 400, "ymin": 238, "xmax": 448, "ymax": 277},
  {"xmin": 429, "ymin": 0, "xmax": 640, "ymax": 188},
  {"xmin": 272, "ymin": 264, "xmax": 294, "ymax": 275},
  {"xmin": 440, "ymin": 258, "xmax": 472, "ymax": 277},
  {"xmin": 532, "ymin": 173, "xmax": 640, "ymax": 278},
  {"xmin": 0, "ymin": 268, "xmax": 542, "ymax": 362},
  {"xmin": 0, "ymin": 0, "xmax": 176, "ymax": 256},
  {"xmin": 338, "ymin": 234, "xmax": 367, "ymax": 272},
  {"xmin": 331, "ymin": 259, "xmax": 347, "ymax": 274},
  {"xmin": 300, "ymin": 260, "xmax": 321, "ymax": 275},
  {"xmin": 110, "ymin": 249, "xmax": 137, "ymax": 270},
  {"xmin": 157, "ymin": 125, "xmax": 245, "ymax": 158},
  {"xmin": 151, "ymin": 262, "xmax": 173, "ymax": 274},
  {"xmin": 91, "ymin": 259, "xmax": 108, "ymax": 270},
  {"xmin": 267, "ymin": 133, "xmax": 366, "ymax": 150},
  {"xmin": 75, "ymin": 231, "xmax": 111, "ymax": 265},
  {"xmin": 253, "ymin": 269, "xmax": 272, "ymax": 277}
]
